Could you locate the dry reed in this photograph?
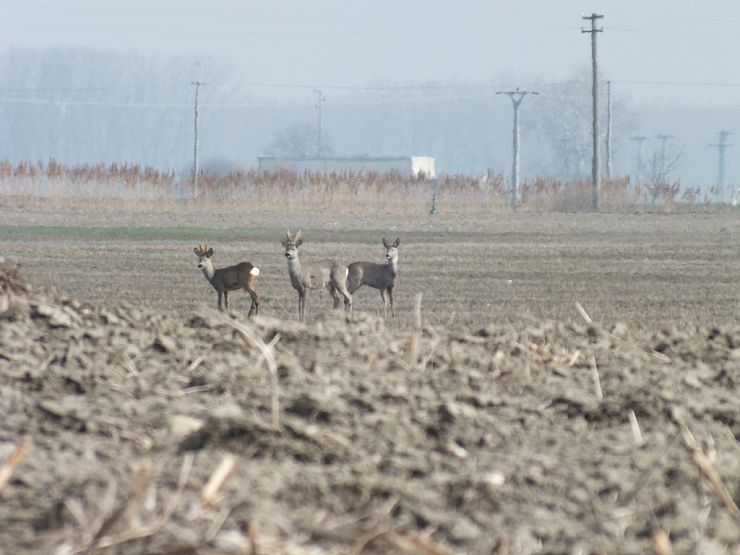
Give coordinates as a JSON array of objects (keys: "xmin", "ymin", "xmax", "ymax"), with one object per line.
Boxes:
[{"xmin": 0, "ymin": 159, "xmax": 715, "ymax": 214}]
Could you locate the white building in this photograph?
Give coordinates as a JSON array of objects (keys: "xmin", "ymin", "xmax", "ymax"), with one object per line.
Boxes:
[{"xmin": 257, "ymin": 155, "xmax": 436, "ymax": 178}]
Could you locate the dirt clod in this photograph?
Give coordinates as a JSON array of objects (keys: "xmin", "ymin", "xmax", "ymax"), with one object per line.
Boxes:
[{"xmin": 0, "ymin": 285, "xmax": 738, "ymax": 554}]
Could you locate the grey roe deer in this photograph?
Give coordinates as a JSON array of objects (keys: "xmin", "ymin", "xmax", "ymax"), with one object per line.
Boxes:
[
  {"xmin": 194, "ymin": 244, "xmax": 260, "ymax": 317},
  {"xmin": 281, "ymin": 230, "xmax": 351, "ymax": 320},
  {"xmin": 347, "ymin": 238, "xmax": 399, "ymax": 318}
]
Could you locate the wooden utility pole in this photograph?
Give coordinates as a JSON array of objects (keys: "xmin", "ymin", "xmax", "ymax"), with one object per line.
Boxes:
[
  {"xmin": 582, "ymin": 13, "xmax": 604, "ymax": 210},
  {"xmin": 314, "ymin": 89, "xmax": 326, "ymax": 157},
  {"xmin": 606, "ymin": 80, "xmax": 612, "ymax": 178},
  {"xmin": 630, "ymin": 135, "xmax": 648, "ymax": 183},
  {"xmin": 709, "ymin": 129, "xmax": 733, "ymax": 202},
  {"xmin": 496, "ymin": 87, "xmax": 539, "ymax": 207},
  {"xmin": 191, "ymin": 80, "xmax": 204, "ymax": 199},
  {"xmin": 655, "ymin": 133, "xmax": 675, "ymax": 187}
]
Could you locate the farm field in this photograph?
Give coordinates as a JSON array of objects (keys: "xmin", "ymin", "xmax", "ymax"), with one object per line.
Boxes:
[
  {"xmin": 1, "ymin": 207, "xmax": 738, "ymax": 328},
  {"xmin": 0, "ymin": 206, "xmax": 739, "ymax": 554}
]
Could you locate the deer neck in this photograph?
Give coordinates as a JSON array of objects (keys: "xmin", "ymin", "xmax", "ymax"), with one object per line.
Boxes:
[
  {"xmin": 201, "ymin": 260, "xmax": 216, "ymax": 282},
  {"xmin": 287, "ymin": 256, "xmax": 303, "ymax": 283},
  {"xmin": 386, "ymin": 257, "xmax": 398, "ymax": 276},
  {"xmin": 287, "ymin": 255, "xmax": 300, "ymax": 271}
]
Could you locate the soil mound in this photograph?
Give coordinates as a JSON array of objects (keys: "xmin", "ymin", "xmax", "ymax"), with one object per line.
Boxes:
[
  {"xmin": 0, "ymin": 281, "xmax": 738, "ymax": 554},
  {"xmin": 0, "ymin": 259, "xmax": 30, "ymax": 318}
]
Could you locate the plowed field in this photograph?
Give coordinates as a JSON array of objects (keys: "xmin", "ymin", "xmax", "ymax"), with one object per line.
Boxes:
[{"xmin": 1, "ymin": 206, "xmax": 738, "ymax": 554}]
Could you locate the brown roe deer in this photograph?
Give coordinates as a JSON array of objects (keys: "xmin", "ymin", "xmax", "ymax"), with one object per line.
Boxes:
[
  {"xmin": 194, "ymin": 244, "xmax": 260, "ymax": 317},
  {"xmin": 347, "ymin": 238, "xmax": 399, "ymax": 318},
  {"xmin": 281, "ymin": 230, "xmax": 351, "ymax": 320}
]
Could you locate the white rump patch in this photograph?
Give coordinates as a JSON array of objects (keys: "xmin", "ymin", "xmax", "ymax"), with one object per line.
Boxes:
[
  {"xmin": 345, "ymin": 268, "xmax": 349, "ymax": 278},
  {"xmin": 250, "ymin": 267, "xmax": 260, "ymax": 276}
]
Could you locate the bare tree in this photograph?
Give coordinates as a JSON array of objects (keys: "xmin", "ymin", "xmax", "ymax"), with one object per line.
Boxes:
[
  {"xmin": 265, "ymin": 123, "xmax": 334, "ymax": 158},
  {"xmin": 640, "ymin": 138, "xmax": 686, "ymax": 210},
  {"xmin": 526, "ymin": 67, "xmax": 636, "ymax": 181}
]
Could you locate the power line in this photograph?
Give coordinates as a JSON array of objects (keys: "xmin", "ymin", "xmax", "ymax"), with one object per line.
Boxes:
[
  {"xmin": 1, "ymin": 78, "xmax": 738, "ymax": 100},
  {"xmin": 0, "ymin": 97, "xmax": 191, "ymax": 108},
  {"xmin": 0, "ymin": 18, "xmax": 252, "ymax": 37},
  {"xmin": 611, "ymin": 79, "xmax": 740, "ymax": 88},
  {"xmin": 608, "ymin": 26, "xmax": 738, "ymax": 39},
  {"xmin": 0, "ymin": 75, "xmax": 737, "ymax": 110}
]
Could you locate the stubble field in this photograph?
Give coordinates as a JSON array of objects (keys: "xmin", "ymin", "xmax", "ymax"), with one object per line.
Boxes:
[
  {"xmin": 0, "ymin": 205, "xmax": 738, "ymax": 554},
  {"xmin": 1, "ymin": 207, "xmax": 738, "ymax": 327}
]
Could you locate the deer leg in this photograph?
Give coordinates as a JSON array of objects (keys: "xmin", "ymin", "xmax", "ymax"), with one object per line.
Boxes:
[
  {"xmin": 246, "ymin": 287, "xmax": 259, "ymax": 317},
  {"xmin": 217, "ymin": 291, "xmax": 223, "ymax": 311},
  {"xmin": 329, "ymin": 286, "xmax": 342, "ymax": 309},
  {"xmin": 298, "ymin": 291, "xmax": 306, "ymax": 321},
  {"xmin": 223, "ymin": 290, "xmax": 229, "ymax": 311},
  {"xmin": 379, "ymin": 289, "xmax": 388, "ymax": 319},
  {"xmin": 339, "ymin": 284, "xmax": 352, "ymax": 313},
  {"xmin": 387, "ymin": 285, "xmax": 395, "ymax": 317}
]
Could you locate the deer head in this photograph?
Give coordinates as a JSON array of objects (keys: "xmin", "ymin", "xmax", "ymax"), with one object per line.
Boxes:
[
  {"xmin": 194, "ymin": 244, "xmax": 214, "ymax": 270},
  {"xmin": 382, "ymin": 238, "xmax": 400, "ymax": 263},
  {"xmin": 281, "ymin": 230, "xmax": 303, "ymax": 260}
]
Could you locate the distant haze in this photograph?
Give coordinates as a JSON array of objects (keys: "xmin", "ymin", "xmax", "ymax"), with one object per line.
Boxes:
[{"xmin": 0, "ymin": 1, "xmax": 738, "ymax": 187}]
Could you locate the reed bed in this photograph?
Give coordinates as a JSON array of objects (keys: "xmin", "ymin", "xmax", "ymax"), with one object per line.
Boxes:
[{"xmin": 0, "ymin": 159, "xmax": 719, "ymax": 214}]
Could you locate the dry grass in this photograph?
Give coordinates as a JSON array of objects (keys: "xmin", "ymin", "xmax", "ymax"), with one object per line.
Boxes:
[{"xmin": 0, "ymin": 159, "xmax": 723, "ymax": 214}]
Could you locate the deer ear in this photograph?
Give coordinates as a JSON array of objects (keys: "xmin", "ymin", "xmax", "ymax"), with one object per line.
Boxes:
[
  {"xmin": 382, "ymin": 238, "xmax": 389, "ymax": 248},
  {"xmin": 394, "ymin": 238, "xmax": 400, "ymax": 247},
  {"xmin": 193, "ymin": 247, "xmax": 200, "ymax": 255},
  {"xmin": 206, "ymin": 248, "xmax": 213, "ymax": 258},
  {"xmin": 295, "ymin": 238, "xmax": 303, "ymax": 247},
  {"xmin": 280, "ymin": 238, "xmax": 288, "ymax": 248}
]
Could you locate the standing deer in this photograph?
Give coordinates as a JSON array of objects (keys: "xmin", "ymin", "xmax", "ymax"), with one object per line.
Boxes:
[
  {"xmin": 194, "ymin": 244, "xmax": 260, "ymax": 317},
  {"xmin": 347, "ymin": 238, "xmax": 400, "ymax": 318},
  {"xmin": 281, "ymin": 230, "xmax": 351, "ymax": 320}
]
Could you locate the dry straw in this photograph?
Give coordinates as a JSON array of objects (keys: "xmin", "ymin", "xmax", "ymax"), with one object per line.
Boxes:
[
  {"xmin": 220, "ymin": 315, "xmax": 282, "ymax": 430},
  {"xmin": 201, "ymin": 453, "xmax": 237, "ymax": 507},
  {"xmin": 73, "ymin": 453, "xmax": 194, "ymax": 554},
  {"xmin": 0, "ymin": 159, "xmax": 708, "ymax": 214},
  {"xmin": 681, "ymin": 426, "xmax": 740, "ymax": 524},
  {"xmin": 407, "ymin": 292, "xmax": 423, "ymax": 366},
  {"xmin": 590, "ymin": 356, "xmax": 603, "ymax": 401},
  {"xmin": 0, "ymin": 436, "xmax": 30, "ymax": 493}
]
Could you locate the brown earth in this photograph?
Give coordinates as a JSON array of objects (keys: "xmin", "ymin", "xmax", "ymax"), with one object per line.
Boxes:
[
  {"xmin": 1, "ymin": 207, "xmax": 738, "ymax": 328},
  {"xmin": 0, "ymin": 207, "xmax": 739, "ymax": 554}
]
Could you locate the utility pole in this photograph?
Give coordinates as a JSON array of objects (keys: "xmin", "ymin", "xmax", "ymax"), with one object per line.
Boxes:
[
  {"xmin": 496, "ymin": 86, "xmax": 539, "ymax": 207},
  {"xmin": 656, "ymin": 132, "xmax": 673, "ymax": 171},
  {"xmin": 582, "ymin": 13, "xmax": 604, "ymax": 210},
  {"xmin": 314, "ymin": 89, "xmax": 326, "ymax": 158},
  {"xmin": 655, "ymin": 133, "xmax": 675, "ymax": 187},
  {"xmin": 709, "ymin": 129, "xmax": 733, "ymax": 202},
  {"xmin": 629, "ymin": 135, "xmax": 648, "ymax": 183},
  {"xmin": 191, "ymin": 80, "xmax": 205, "ymax": 200},
  {"xmin": 606, "ymin": 80, "xmax": 612, "ymax": 178}
]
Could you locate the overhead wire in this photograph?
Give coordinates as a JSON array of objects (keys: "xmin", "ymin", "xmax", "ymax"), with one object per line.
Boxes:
[{"xmin": 0, "ymin": 78, "xmax": 737, "ymax": 109}]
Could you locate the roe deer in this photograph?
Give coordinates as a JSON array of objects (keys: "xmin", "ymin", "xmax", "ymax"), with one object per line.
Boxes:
[
  {"xmin": 194, "ymin": 244, "xmax": 260, "ymax": 317},
  {"xmin": 281, "ymin": 230, "xmax": 351, "ymax": 320},
  {"xmin": 347, "ymin": 238, "xmax": 399, "ymax": 318}
]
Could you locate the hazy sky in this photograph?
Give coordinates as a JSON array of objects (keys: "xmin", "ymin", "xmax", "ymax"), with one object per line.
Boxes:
[{"xmin": 1, "ymin": 0, "xmax": 739, "ymax": 106}]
